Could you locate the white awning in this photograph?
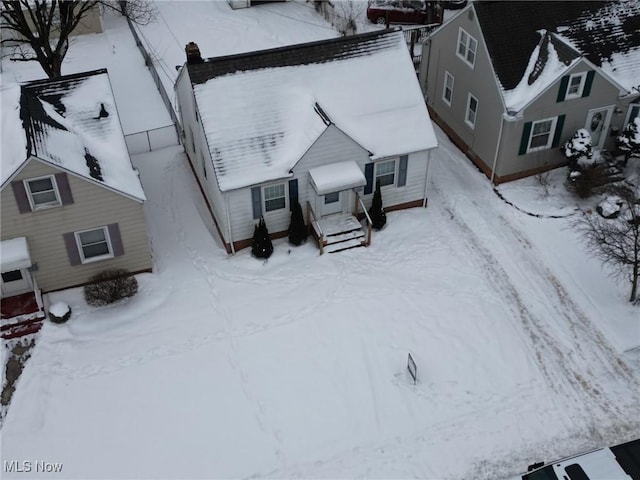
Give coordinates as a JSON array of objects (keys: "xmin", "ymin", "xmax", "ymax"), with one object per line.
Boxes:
[
  {"xmin": 1, "ymin": 237, "xmax": 32, "ymax": 272},
  {"xmin": 308, "ymin": 161, "xmax": 367, "ymax": 195}
]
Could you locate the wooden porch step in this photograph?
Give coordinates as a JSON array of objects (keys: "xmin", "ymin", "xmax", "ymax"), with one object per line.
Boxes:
[
  {"xmin": 325, "ymin": 238, "xmax": 366, "ymax": 254},
  {"xmin": 325, "ymin": 229, "xmax": 365, "ymax": 245}
]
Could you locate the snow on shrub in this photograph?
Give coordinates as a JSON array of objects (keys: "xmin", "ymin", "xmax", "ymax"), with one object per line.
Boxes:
[
  {"xmin": 563, "ymin": 128, "xmax": 593, "ymax": 170},
  {"xmin": 288, "ymin": 202, "xmax": 308, "ymax": 246},
  {"xmin": 596, "ymin": 195, "xmax": 623, "ymax": 219},
  {"xmin": 368, "ymin": 180, "xmax": 387, "ymax": 230},
  {"xmin": 616, "ymin": 117, "xmax": 640, "ymax": 165},
  {"xmin": 251, "ymin": 217, "xmax": 273, "ymax": 259},
  {"xmin": 84, "ymin": 269, "xmax": 138, "ymax": 307},
  {"xmin": 49, "ymin": 301, "xmax": 71, "ymax": 324}
]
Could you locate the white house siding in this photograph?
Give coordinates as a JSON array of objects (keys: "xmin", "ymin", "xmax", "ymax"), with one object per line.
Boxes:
[
  {"xmin": 422, "ymin": 5, "xmax": 506, "ymax": 176},
  {"xmin": 176, "ymin": 71, "xmax": 230, "ymax": 245},
  {"xmin": 497, "ymin": 61, "xmax": 623, "ymax": 180},
  {"xmin": 1, "ymin": 159, "xmax": 151, "ymax": 292}
]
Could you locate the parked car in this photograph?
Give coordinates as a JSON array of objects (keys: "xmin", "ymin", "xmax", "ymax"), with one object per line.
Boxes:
[
  {"xmin": 519, "ymin": 438, "xmax": 640, "ymax": 480},
  {"xmin": 367, "ymin": 0, "xmax": 432, "ymax": 25},
  {"xmin": 442, "ymin": 0, "xmax": 467, "ymax": 10}
]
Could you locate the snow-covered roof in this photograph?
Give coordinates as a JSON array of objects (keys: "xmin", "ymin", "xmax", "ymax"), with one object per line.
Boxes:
[
  {"xmin": 1, "ymin": 69, "xmax": 145, "ymax": 201},
  {"xmin": 187, "ymin": 30, "xmax": 437, "ymax": 192},
  {"xmin": 474, "ymin": 1, "xmax": 640, "ymax": 112},
  {"xmin": 0, "ymin": 237, "xmax": 31, "ymax": 272},
  {"xmin": 309, "ymin": 161, "xmax": 367, "ymax": 195}
]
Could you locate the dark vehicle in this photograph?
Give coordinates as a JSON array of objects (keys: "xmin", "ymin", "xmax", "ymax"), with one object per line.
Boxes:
[{"xmin": 367, "ymin": 0, "xmax": 432, "ymax": 25}]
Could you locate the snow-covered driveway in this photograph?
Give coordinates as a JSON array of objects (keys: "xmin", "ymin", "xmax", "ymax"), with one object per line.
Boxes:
[{"xmin": 2, "ymin": 131, "xmax": 638, "ymax": 479}]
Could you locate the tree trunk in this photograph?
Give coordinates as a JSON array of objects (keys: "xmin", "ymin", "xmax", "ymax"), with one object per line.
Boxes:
[{"xmin": 630, "ymin": 262, "xmax": 639, "ymax": 303}]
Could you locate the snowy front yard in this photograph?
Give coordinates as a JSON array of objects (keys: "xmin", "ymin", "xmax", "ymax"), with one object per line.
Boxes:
[{"xmin": 2, "ymin": 130, "xmax": 638, "ymax": 478}]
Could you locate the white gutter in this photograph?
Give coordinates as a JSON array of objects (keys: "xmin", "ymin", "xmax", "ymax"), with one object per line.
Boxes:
[
  {"xmin": 224, "ymin": 194, "xmax": 235, "ymax": 255},
  {"xmin": 423, "ymin": 149, "xmax": 432, "ymax": 207},
  {"xmin": 490, "ymin": 114, "xmax": 505, "ymax": 184}
]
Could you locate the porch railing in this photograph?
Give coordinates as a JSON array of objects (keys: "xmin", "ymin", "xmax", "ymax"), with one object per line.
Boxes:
[
  {"xmin": 306, "ymin": 201, "xmax": 324, "ymax": 255},
  {"xmin": 356, "ymin": 193, "xmax": 373, "ymax": 247}
]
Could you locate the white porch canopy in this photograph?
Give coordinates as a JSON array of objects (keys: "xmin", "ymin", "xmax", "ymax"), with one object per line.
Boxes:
[
  {"xmin": 308, "ymin": 161, "xmax": 367, "ymax": 195},
  {"xmin": 1, "ymin": 237, "xmax": 32, "ymax": 272}
]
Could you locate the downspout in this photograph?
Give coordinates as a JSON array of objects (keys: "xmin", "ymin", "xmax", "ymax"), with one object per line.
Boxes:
[
  {"xmin": 490, "ymin": 114, "xmax": 505, "ymax": 184},
  {"xmin": 225, "ymin": 194, "xmax": 235, "ymax": 255},
  {"xmin": 422, "ymin": 149, "xmax": 432, "ymax": 207}
]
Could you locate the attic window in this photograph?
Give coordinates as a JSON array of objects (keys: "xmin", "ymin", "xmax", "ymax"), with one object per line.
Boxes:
[
  {"xmin": 457, "ymin": 28, "xmax": 477, "ymax": 68},
  {"xmin": 566, "ymin": 72, "xmax": 587, "ymax": 99}
]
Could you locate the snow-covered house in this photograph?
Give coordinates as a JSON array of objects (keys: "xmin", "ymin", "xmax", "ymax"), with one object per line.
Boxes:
[
  {"xmin": 175, "ymin": 30, "xmax": 437, "ymax": 254},
  {"xmin": 1, "ymin": 69, "xmax": 152, "ymax": 320},
  {"xmin": 419, "ymin": 1, "xmax": 640, "ymax": 184}
]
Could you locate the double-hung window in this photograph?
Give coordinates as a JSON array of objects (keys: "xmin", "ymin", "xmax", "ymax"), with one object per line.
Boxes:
[
  {"xmin": 465, "ymin": 93, "xmax": 478, "ymax": 129},
  {"xmin": 263, "ymin": 183, "xmax": 286, "ymax": 212},
  {"xmin": 443, "ymin": 71, "xmax": 454, "ymax": 106},
  {"xmin": 566, "ymin": 72, "xmax": 587, "ymax": 99},
  {"xmin": 75, "ymin": 227, "xmax": 113, "ymax": 263},
  {"xmin": 527, "ymin": 117, "xmax": 558, "ymax": 152},
  {"xmin": 375, "ymin": 159, "xmax": 396, "ymax": 187},
  {"xmin": 457, "ymin": 28, "xmax": 477, "ymax": 67},
  {"xmin": 24, "ymin": 175, "xmax": 61, "ymax": 210}
]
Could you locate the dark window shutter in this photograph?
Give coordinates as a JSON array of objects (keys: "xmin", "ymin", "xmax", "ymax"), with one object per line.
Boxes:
[
  {"xmin": 11, "ymin": 181, "xmax": 32, "ymax": 213},
  {"xmin": 398, "ymin": 155, "xmax": 408, "ymax": 187},
  {"xmin": 63, "ymin": 232, "xmax": 82, "ymax": 266},
  {"xmin": 54, "ymin": 172, "xmax": 74, "ymax": 205},
  {"xmin": 288, "ymin": 178, "xmax": 298, "ymax": 210},
  {"xmin": 107, "ymin": 223, "xmax": 125, "ymax": 257},
  {"xmin": 364, "ymin": 163, "xmax": 374, "ymax": 194},
  {"xmin": 551, "ymin": 114, "xmax": 566, "ymax": 148},
  {"xmin": 251, "ymin": 187, "xmax": 262, "ymax": 219},
  {"xmin": 518, "ymin": 122, "xmax": 533, "ymax": 155},
  {"xmin": 582, "ymin": 71, "xmax": 595, "ymax": 98},
  {"xmin": 556, "ymin": 75, "xmax": 569, "ymax": 102}
]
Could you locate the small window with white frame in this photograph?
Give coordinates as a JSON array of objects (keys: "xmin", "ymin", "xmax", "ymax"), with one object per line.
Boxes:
[
  {"xmin": 263, "ymin": 183, "xmax": 286, "ymax": 212},
  {"xmin": 457, "ymin": 28, "xmax": 477, "ymax": 67},
  {"xmin": 566, "ymin": 72, "xmax": 587, "ymax": 99},
  {"xmin": 24, "ymin": 175, "xmax": 61, "ymax": 210},
  {"xmin": 443, "ymin": 71, "xmax": 454, "ymax": 106},
  {"xmin": 375, "ymin": 159, "xmax": 396, "ymax": 187},
  {"xmin": 75, "ymin": 226, "xmax": 113, "ymax": 263},
  {"xmin": 465, "ymin": 93, "xmax": 478, "ymax": 129},
  {"xmin": 527, "ymin": 117, "xmax": 558, "ymax": 152},
  {"xmin": 624, "ymin": 104, "xmax": 640, "ymax": 127}
]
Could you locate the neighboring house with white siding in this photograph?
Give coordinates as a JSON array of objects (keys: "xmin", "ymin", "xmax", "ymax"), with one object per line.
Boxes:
[
  {"xmin": 175, "ymin": 30, "xmax": 438, "ymax": 254},
  {"xmin": 420, "ymin": 0, "xmax": 640, "ymax": 184},
  {"xmin": 1, "ymin": 69, "xmax": 152, "ymax": 319}
]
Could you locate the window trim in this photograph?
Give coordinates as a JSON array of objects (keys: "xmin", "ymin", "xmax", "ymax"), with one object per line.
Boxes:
[
  {"xmin": 262, "ymin": 182, "xmax": 287, "ymax": 213},
  {"xmin": 442, "ymin": 71, "xmax": 454, "ymax": 106},
  {"xmin": 624, "ymin": 104, "xmax": 640, "ymax": 127},
  {"xmin": 456, "ymin": 27, "xmax": 477, "ymax": 68},
  {"xmin": 465, "ymin": 93, "xmax": 478, "ymax": 129},
  {"xmin": 375, "ymin": 159, "xmax": 397, "ymax": 188},
  {"xmin": 565, "ymin": 72, "xmax": 587, "ymax": 99},
  {"xmin": 526, "ymin": 116, "xmax": 558, "ymax": 153},
  {"xmin": 324, "ymin": 191, "xmax": 340, "ymax": 204},
  {"xmin": 74, "ymin": 226, "xmax": 114, "ymax": 264},
  {"xmin": 23, "ymin": 175, "xmax": 61, "ymax": 211}
]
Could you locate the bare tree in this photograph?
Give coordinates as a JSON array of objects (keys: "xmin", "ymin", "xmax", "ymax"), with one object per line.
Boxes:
[
  {"xmin": 1, "ymin": 0, "xmax": 156, "ymax": 78},
  {"xmin": 574, "ymin": 185, "xmax": 640, "ymax": 303}
]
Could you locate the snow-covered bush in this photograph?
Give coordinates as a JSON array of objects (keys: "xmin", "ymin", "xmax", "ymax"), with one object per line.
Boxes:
[
  {"xmin": 84, "ymin": 269, "xmax": 138, "ymax": 307},
  {"xmin": 288, "ymin": 202, "xmax": 308, "ymax": 246},
  {"xmin": 596, "ymin": 195, "xmax": 623, "ymax": 219},
  {"xmin": 251, "ymin": 217, "xmax": 273, "ymax": 259},
  {"xmin": 616, "ymin": 117, "xmax": 640, "ymax": 166},
  {"xmin": 49, "ymin": 302, "xmax": 71, "ymax": 324},
  {"xmin": 563, "ymin": 128, "xmax": 593, "ymax": 170},
  {"xmin": 368, "ymin": 180, "xmax": 387, "ymax": 230}
]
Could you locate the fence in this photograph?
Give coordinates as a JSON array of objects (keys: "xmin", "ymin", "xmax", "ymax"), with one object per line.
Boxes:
[
  {"xmin": 125, "ymin": 17, "xmax": 181, "ymax": 130},
  {"xmin": 402, "ymin": 24, "xmax": 439, "ymax": 72},
  {"xmin": 313, "ymin": 1, "xmax": 356, "ymax": 36},
  {"xmin": 125, "ymin": 125, "xmax": 179, "ymax": 155}
]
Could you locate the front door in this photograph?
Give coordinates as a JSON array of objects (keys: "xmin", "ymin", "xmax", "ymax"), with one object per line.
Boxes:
[
  {"xmin": 322, "ymin": 191, "xmax": 343, "ymax": 216},
  {"xmin": 585, "ymin": 106, "xmax": 614, "ymax": 150},
  {"xmin": 1, "ymin": 269, "xmax": 32, "ymax": 297}
]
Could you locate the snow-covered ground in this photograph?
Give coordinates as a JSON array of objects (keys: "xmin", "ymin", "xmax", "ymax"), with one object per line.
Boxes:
[{"xmin": 1, "ymin": 2, "xmax": 639, "ymax": 479}]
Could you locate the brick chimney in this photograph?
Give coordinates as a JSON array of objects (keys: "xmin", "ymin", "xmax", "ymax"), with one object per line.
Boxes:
[{"xmin": 185, "ymin": 42, "xmax": 203, "ymax": 64}]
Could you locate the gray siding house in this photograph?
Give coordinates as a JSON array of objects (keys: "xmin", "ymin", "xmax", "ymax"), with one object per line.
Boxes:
[
  {"xmin": 420, "ymin": 1, "xmax": 640, "ymax": 183},
  {"xmin": 175, "ymin": 31, "xmax": 438, "ymax": 254},
  {"xmin": 1, "ymin": 69, "xmax": 152, "ymax": 319}
]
